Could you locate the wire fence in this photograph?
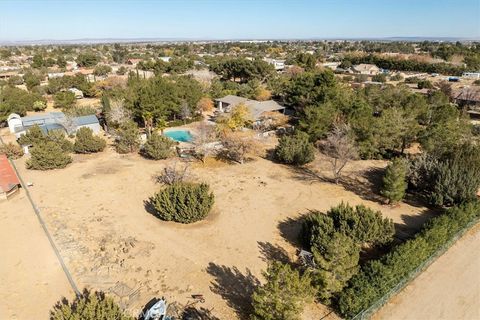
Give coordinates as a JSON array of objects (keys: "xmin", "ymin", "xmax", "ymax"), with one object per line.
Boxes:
[
  {"xmin": 351, "ymin": 217, "xmax": 480, "ymax": 320},
  {"xmin": 1, "ymin": 134, "xmax": 81, "ymax": 297}
]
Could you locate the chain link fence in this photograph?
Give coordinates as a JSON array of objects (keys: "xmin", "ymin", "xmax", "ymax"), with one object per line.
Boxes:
[{"xmin": 351, "ymin": 217, "xmax": 480, "ymax": 320}]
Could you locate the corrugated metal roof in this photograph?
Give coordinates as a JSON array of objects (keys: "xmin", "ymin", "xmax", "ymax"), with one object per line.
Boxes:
[{"xmin": 74, "ymin": 115, "xmax": 99, "ymax": 126}]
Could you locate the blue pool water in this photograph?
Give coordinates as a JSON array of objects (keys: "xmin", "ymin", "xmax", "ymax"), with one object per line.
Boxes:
[{"xmin": 164, "ymin": 130, "xmax": 193, "ymax": 142}]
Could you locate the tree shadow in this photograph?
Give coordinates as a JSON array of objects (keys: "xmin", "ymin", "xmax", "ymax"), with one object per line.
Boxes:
[
  {"xmin": 394, "ymin": 209, "xmax": 439, "ymax": 241},
  {"xmin": 277, "ymin": 216, "xmax": 306, "ymax": 248},
  {"xmin": 338, "ymin": 167, "xmax": 386, "ymax": 204},
  {"xmin": 182, "ymin": 306, "xmax": 220, "ymax": 320},
  {"xmin": 205, "ymin": 263, "xmax": 260, "ymax": 319},
  {"xmin": 287, "ymin": 166, "xmax": 335, "ymax": 184},
  {"xmin": 287, "ymin": 165, "xmax": 391, "ymax": 205},
  {"xmin": 257, "ymin": 241, "xmax": 291, "ymax": 265}
]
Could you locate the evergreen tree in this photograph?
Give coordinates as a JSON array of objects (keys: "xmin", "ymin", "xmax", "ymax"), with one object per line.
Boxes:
[
  {"xmin": 275, "ymin": 131, "xmax": 315, "ymax": 165},
  {"xmin": 114, "ymin": 121, "xmax": 140, "ymax": 154},
  {"xmin": 26, "ymin": 141, "xmax": 72, "ymax": 170},
  {"xmin": 251, "ymin": 262, "xmax": 315, "ymax": 320},
  {"xmin": 17, "ymin": 125, "xmax": 46, "ymax": 146},
  {"xmin": 142, "ymin": 133, "xmax": 175, "ymax": 160},
  {"xmin": 150, "ymin": 182, "xmax": 214, "ymax": 223},
  {"xmin": 381, "ymin": 158, "xmax": 408, "ymax": 204},
  {"xmin": 312, "ymin": 232, "xmax": 360, "ymax": 303},
  {"xmin": 50, "ymin": 290, "xmax": 133, "ymax": 320},
  {"xmin": 74, "ymin": 127, "xmax": 106, "ymax": 154},
  {"xmin": 328, "ymin": 203, "xmax": 395, "ymax": 246}
]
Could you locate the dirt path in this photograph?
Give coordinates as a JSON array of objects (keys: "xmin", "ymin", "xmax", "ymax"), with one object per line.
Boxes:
[
  {"xmin": 0, "ymin": 193, "xmax": 73, "ymax": 319},
  {"xmin": 374, "ymin": 224, "xmax": 480, "ymax": 320}
]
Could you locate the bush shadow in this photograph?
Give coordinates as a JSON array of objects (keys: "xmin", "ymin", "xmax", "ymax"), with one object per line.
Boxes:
[
  {"xmin": 257, "ymin": 241, "xmax": 291, "ymax": 265},
  {"xmin": 205, "ymin": 262, "xmax": 260, "ymax": 319},
  {"xmin": 182, "ymin": 306, "xmax": 220, "ymax": 320},
  {"xmin": 277, "ymin": 216, "xmax": 306, "ymax": 248}
]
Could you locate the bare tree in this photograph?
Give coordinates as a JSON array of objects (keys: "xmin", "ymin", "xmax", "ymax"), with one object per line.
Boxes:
[
  {"xmin": 59, "ymin": 113, "xmax": 77, "ymax": 135},
  {"xmin": 106, "ymin": 99, "xmax": 131, "ymax": 129},
  {"xmin": 155, "ymin": 161, "xmax": 191, "ymax": 185},
  {"xmin": 321, "ymin": 123, "xmax": 358, "ymax": 184},
  {"xmin": 219, "ymin": 130, "xmax": 262, "ymax": 164},
  {"xmin": 180, "ymin": 100, "xmax": 192, "ymax": 124},
  {"xmin": 193, "ymin": 121, "xmax": 218, "ymax": 163}
]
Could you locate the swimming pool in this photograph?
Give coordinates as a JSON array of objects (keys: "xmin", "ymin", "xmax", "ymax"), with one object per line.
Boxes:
[{"xmin": 164, "ymin": 130, "xmax": 193, "ymax": 142}]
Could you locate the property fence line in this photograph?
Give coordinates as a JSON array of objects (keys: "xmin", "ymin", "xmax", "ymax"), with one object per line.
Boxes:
[
  {"xmin": 351, "ymin": 217, "xmax": 480, "ymax": 320},
  {"xmin": 1, "ymin": 136, "xmax": 80, "ymax": 296}
]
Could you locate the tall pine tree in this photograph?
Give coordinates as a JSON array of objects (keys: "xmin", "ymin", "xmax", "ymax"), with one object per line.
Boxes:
[
  {"xmin": 311, "ymin": 232, "xmax": 360, "ymax": 303},
  {"xmin": 251, "ymin": 261, "xmax": 315, "ymax": 320},
  {"xmin": 381, "ymin": 158, "xmax": 407, "ymax": 204}
]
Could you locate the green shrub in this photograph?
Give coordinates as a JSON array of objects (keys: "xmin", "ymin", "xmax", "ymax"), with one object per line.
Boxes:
[
  {"xmin": 47, "ymin": 130, "xmax": 74, "ymax": 152},
  {"xmin": 371, "ymin": 74, "xmax": 386, "ymax": 82},
  {"xmin": 251, "ymin": 261, "xmax": 315, "ymax": 320},
  {"xmin": 150, "ymin": 182, "xmax": 214, "ymax": 223},
  {"xmin": 115, "ymin": 121, "xmax": 140, "ymax": 154},
  {"xmin": 54, "ymin": 91, "xmax": 76, "ymax": 110},
  {"xmin": 275, "ymin": 131, "xmax": 315, "ymax": 165},
  {"xmin": 409, "ymin": 144, "xmax": 480, "ymax": 207},
  {"xmin": 32, "ymin": 100, "xmax": 47, "ymax": 111},
  {"xmin": 311, "ymin": 232, "xmax": 360, "ymax": 303},
  {"xmin": 50, "ymin": 290, "xmax": 133, "ymax": 320},
  {"xmin": 142, "ymin": 133, "xmax": 175, "ymax": 160},
  {"xmin": 337, "ymin": 201, "xmax": 480, "ymax": 318},
  {"xmin": 381, "ymin": 158, "xmax": 407, "ymax": 204},
  {"xmin": 26, "ymin": 141, "xmax": 72, "ymax": 170},
  {"xmin": 417, "ymin": 79, "xmax": 434, "ymax": 89},
  {"xmin": 18, "ymin": 125, "xmax": 73, "ymax": 152},
  {"xmin": 0, "ymin": 142, "xmax": 24, "ymax": 159},
  {"xmin": 17, "ymin": 125, "xmax": 46, "ymax": 146},
  {"xmin": 74, "ymin": 127, "xmax": 106, "ymax": 153},
  {"xmin": 303, "ymin": 203, "xmax": 394, "ymax": 249}
]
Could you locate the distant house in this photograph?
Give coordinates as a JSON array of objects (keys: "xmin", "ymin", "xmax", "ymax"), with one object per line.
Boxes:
[
  {"xmin": 0, "ymin": 154, "xmax": 20, "ymax": 200},
  {"xmin": 462, "ymin": 72, "xmax": 480, "ymax": 79},
  {"xmin": 159, "ymin": 57, "xmax": 171, "ymax": 63},
  {"xmin": 263, "ymin": 58, "xmax": 285, "ymax": 71},
  {"xmin": 68, "ymin": 87, "xmax": 84, "ymax": 99},
  {"xmin": 7, "ymin": 112, "xmax": 101, "ymax": 138},
  {"xmin": 454, "ymin": 87, "xmax": 480, "ymax": 107},
  {"xmin": 322, "ymin": 62, "xmax": 341, "ymax": 70},
  {"xmin": 0, "ymin": 71, "xmax": 20, "ymax": 80},
  {"xmin": 48, "ymin": 72, "xmax": 65, "ymax": 79},
  {"xmin": 126, "ymin": 58, "xmax": 142, "ymax": 66},
  {"xmin": 214, "ymin": 95, "xmax": 285, "ymax": 123},
  {"xmin": 353, "ymin": 64, "xmax": 380, "ymax": 75}
]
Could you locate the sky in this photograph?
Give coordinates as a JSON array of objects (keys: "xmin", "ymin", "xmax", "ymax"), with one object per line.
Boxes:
[{"xmin": 0, "ymin": 0, "xmax": 479, "ymax": 41}]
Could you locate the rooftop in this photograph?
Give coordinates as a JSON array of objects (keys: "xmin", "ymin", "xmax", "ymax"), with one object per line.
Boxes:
[{"xmin": 0, "ymin": 155, "xmax": 20, "ymax": 194}]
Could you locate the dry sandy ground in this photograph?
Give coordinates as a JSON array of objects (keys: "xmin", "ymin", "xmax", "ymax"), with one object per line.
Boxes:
[
  {"xmin": 0, "ymin": 140, "xmax": 436, "ymax": 320},
  {"xmin": 0, "ymin": 192, "xmax": 73, "ymax": 319},
  {"xmin": 374, "ymin": 223, "xmax": 480, "ymax": 320}
]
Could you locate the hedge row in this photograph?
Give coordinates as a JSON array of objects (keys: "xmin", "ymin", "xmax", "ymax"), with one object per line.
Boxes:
[{"xmin": 337, "ymin": 201, "xmax": 480, "ymax": 318}]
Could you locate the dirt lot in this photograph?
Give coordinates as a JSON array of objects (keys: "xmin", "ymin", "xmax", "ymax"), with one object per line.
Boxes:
[
  {"xmin": 1, "ymin": 139, "xmax": 435, "ymax": 319},
  {"xmin": 374, "ymin": 223, "xmax": 480, "ymax": 320},
  {"xmin": 0, "ymin": 192, "xmax": 73, "ymax": 319}
]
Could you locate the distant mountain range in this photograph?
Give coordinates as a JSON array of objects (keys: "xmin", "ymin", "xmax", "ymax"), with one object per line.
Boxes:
[{"xmin": 0, "ymin": 36, "xmax": 478, "ymax": 46}]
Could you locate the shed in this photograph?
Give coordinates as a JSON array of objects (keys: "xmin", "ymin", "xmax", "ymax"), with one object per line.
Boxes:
[
  {"xmin": 74, "ymin": 114, "xmax": 101, "ymax": 134},
  {"xmin": 7, "ymin": 113, "xmax": 22, "ymax": 133},
  {"xmin": 0, "ymin": 154, "xmax": 20, "ymax": 200}
]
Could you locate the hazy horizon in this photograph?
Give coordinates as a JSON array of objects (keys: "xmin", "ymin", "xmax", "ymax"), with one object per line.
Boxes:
[{"xmin": 1, "ymin": 0, "xmax": 479, "ymax": 42}]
